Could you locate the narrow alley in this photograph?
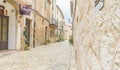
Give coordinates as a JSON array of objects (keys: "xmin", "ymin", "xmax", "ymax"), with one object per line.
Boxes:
[
  {"xmin": 0, "ymin": 0, "xmax": 120, "ymax": 70},
  {"xmin": 0, "ymin": 41, "xmax": 77, "ymax": 70}
]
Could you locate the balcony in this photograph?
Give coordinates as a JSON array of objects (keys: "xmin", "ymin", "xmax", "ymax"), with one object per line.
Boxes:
[{"xmin": 49, "ymin": 18, "xmax": 58, "ymax": 28}]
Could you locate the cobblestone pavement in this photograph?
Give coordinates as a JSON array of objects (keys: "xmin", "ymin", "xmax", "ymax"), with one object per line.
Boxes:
[{"xmin": 0, "ymin": 41, "xmax": 77, "ymax": 70}]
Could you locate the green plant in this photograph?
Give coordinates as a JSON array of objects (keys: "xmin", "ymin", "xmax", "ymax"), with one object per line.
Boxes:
[
  {"xmin": 47, "ymin": 39, "xmax": 50, "ymax": 43},
  {"xmin": 42, "ymin": 42, "xmax": 47, "ymax": 45},
  {"xmin": 69, "ymin": 36, "xmax": 73, "ymax": 45},
  {"xmin": 57, "ymin": 36, "xmax": 63, "ymax": 42},
  {"xmin": 43, "ymin": 40, "xmax": 50, "ymax": 45},
  {"xmin": 57, "ymin": 37, "xmax": 61, "ymax": 42},
  {"xmin": 24, "ymin": 44, "xmax": 29, "ymax": 51}
]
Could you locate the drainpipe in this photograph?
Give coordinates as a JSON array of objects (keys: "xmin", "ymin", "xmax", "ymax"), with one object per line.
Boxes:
[
  {"xmin": 33, "ymin": 0, "xmax": 36, "ymax": 48},
  {"xmin": 72, "ymin": 0, "xmax": 77, "ymax": 46}
]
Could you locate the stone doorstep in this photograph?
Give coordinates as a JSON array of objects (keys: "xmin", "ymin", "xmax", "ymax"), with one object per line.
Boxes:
[{"xmin": 0, "ymin": 50, "xmax": 19, "ymax": 57}]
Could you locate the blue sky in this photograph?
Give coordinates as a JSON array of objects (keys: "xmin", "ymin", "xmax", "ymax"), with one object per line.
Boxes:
[{"xmin": 56, "ymin": 0, "xmax": 72, "ymax": 23}]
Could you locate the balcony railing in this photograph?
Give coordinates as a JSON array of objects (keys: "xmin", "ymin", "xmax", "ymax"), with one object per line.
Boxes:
[{"xmin": 49, "ymin": 18, "xmax": 58, "ymax": 28}]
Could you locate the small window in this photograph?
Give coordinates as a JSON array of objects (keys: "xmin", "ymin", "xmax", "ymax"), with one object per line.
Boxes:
[
  {"xmin": 42, "ymin": 19, "xmax": 44, "ymax": 25},
  {"xmin": 52, "ymin": 0, "xmax": 54, "ymax": 10},
  {"xmin": 44, "ymin": 0, "xmax": 47, "ymax": 11},
  {"xmin": 0, "ymin": 5, "xmax": 5, "ymax": 15},
  {"xmin": 95, "ymin": 0, "xmax": 104, "ymax": 10},
  {"xmin": 95, "ymin": 0, "xmax": 99, "ymax": 6},
  {"xmin": 50, "ymin": 31, "xmax": 52, "ymax": 37},
  {"xmin": 100, "ymin": 0, "xmax": 104, "ymax": 10}
]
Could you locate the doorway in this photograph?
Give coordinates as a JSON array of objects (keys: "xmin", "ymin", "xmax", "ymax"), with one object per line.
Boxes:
[
  {"xmin": 45, "ymin": 27, "xmax": 47, "ymax": 40},
  {"xmin": 0, "ymin": 15, "xmax": 9, "ymax": 50},
  {"xmin": 24, "ymin": 18, "xmax": 31, "ymax": 47}
]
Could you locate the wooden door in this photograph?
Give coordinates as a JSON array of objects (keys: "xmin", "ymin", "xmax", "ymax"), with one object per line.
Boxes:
[{"xmin": 0, "ymin": 15, "xmax": 9, "ymax": 50}]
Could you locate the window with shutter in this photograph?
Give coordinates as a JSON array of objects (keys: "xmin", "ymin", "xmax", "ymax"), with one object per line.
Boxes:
[{"xmin": 0, "ymin": 5, "xmax": 5, "ymax": 15}]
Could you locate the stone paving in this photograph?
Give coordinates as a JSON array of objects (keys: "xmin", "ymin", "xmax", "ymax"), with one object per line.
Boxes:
[{"xmin": 0, "ymin": 41, "xmax": 77, "ymax": 70}]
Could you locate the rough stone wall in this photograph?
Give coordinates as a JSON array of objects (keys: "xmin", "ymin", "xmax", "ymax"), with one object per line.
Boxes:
[
  {"xmin": 35, "ymin": 15, "xmax": 50, "ymax": 46},
  {"xmin": 73, "ymin": 0, "xmax": 120, "ymax": 70},
  {"xmin": 36, "ymin": 15, "xmax": 44, "ymax": 45},
  {"xmin": 49, "ymin": 26, "xmax": 56, "ymax": 42},
  {"xmin": 35, "ymin": 0, "xmax": 50, "ymax": 46},
  {"xmin": 18, "ymin": 0, "xmax": 34, "ymax": 49}
]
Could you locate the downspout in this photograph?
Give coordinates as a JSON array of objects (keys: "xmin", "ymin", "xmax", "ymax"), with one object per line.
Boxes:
[
  {"xmin": 33, "ymin": 0, "xmax": 36, "ymax": 47},
  {"xmin": 72, "ymin": 0, "xmax": 77, "ymax": 46}
]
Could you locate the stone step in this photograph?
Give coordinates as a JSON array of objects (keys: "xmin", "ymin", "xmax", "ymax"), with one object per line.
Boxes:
[{"xmin": 0, "ymin": 50, "xmax": 18, "ymax": 58}]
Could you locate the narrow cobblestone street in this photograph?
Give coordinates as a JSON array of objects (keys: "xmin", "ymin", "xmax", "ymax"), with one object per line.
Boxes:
[{"xmin": 0, "ymin": 41, "xmax": 77, "ymax": 70}]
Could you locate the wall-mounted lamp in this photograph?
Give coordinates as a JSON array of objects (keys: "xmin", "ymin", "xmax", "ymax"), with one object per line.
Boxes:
[{"xmin": 3, "ymin": 0, "xmax": 6, "ymax": 3}]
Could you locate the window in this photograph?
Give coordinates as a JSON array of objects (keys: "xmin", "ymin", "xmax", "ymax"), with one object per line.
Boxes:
[
  {"xmin": 42, "ymin": 19, "xmax": 44, "ymax": 25},
  {"xmin": 52, "ymin": 14, "xmax": 54, "ymax": 23},
  {"xmin": 50, "ymin": 31, "xmax": 52, "ymax": 37},
  {"xmin": 0, "ymin": 5, "xmax": 5, "ymax": 15},
  {"xmin": 95, "ymin": 0, "xmax": 99, "ymax": 6},
  {"xmin": 44, "ymin": 0, "xmax": 46, "ymax": 11},
  {"xmin": 94, "ymin": 0, "xmax": 104, "ymax": 10},
  {"xmin": 99, "ymin": 0, "xmax": 104, "ymax": 10},
  {"xmin": 52, "ymin": 0, "xmax": 54, "ymax": 10},
  {"xmin": 57, "ymin": 18, "xmax": 58, "ymax": 26}
]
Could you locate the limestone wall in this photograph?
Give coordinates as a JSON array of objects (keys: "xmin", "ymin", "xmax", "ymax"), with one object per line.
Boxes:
[
  {"xmin": 35, "ymin": 15, "xmax": 50, "ymax": 45},
  {"xmin": 73, "ymin": 0, "xmax": 120, "ymax": 70}
]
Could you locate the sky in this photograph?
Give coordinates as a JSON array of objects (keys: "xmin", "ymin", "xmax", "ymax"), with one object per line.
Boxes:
[{"xmin": 56, "ymin": 0, "xmax": 72, "ymax": 23}]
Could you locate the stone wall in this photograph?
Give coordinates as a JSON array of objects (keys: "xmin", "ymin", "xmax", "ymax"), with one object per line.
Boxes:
[
  {"xmin": 73, "ymin": 0, "xmax": 120, "ymax": 70},
  {"xmin": 35, "ymin": 0, "xmax": 50, "ymax": 46},
  {"xmin": 35, "ymin": 15, "xmax": 44, "ymax": 45}
]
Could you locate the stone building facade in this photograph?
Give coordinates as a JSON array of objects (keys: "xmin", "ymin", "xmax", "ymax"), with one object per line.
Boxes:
[
  {"xmin": 0, "ymin": 0, "xmax": 18, "ymax": 50},
  {"xmin": 71, "ymin": 0, "xmax": 120, "ymax": 70},
  {"xmin": 0, "ymin": 0, "xmax": 35, "ymax": 50},
  {"xmin": 56, "ymin": 5, "xmax": 65, "ymax": 40},
  {"xmin": 64, "ymin": 23, "xmax": 72, "ymax": 40},
  {"xmin": 35, "ymin": 0, "xmax": 50, "ymax": 46},
  {"xmin": 0, "ymin": 0, "xmax": 65, "ymax": 51},
  {"xmin": 49, "ymin": 0, "xmax": 58, "ymax": 42}
]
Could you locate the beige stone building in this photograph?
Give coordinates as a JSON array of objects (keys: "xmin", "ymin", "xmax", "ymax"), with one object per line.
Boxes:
[
  {"xmin": 49, "ymin": 0, "xmax": 58, "ymax": 42},
  {"xmin": 35, "ymin": 0, "xmax": 50, "ymax": 46},
  {"xmin": 64, "ymin": 23, "xmax": 72, "ymax": 40},
  {"xmin": 0, "ymin": 0, "xmax": 58, "ymax": 51},
  {"xmin": 0, "ymin": 0, "xmax": 35, "ymax": 50},
  {"xmin": 56, "ymin": 5, "xmax": 65, "ymax": 40},
  {"xmin": 71, "ymin": 0, "xmax": 120, "ymax": 70},
  {"xmin": 35, "ymin": 0, "xmax": 60, "ymax": 45}
]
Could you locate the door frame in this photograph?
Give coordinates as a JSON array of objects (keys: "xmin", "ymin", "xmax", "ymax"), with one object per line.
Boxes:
[{"xmin": 24, "ymin": 18, "xmax": 31, "ymax": 47}]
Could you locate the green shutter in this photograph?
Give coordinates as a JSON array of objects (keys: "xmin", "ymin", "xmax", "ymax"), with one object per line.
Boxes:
[
  {"xmin": 44, "ymin": 0, "xmax": 46, "ymax": 11},
  {"xmin": 52, "ymin": 0, "xmax": 54, "ymax": 10}
]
